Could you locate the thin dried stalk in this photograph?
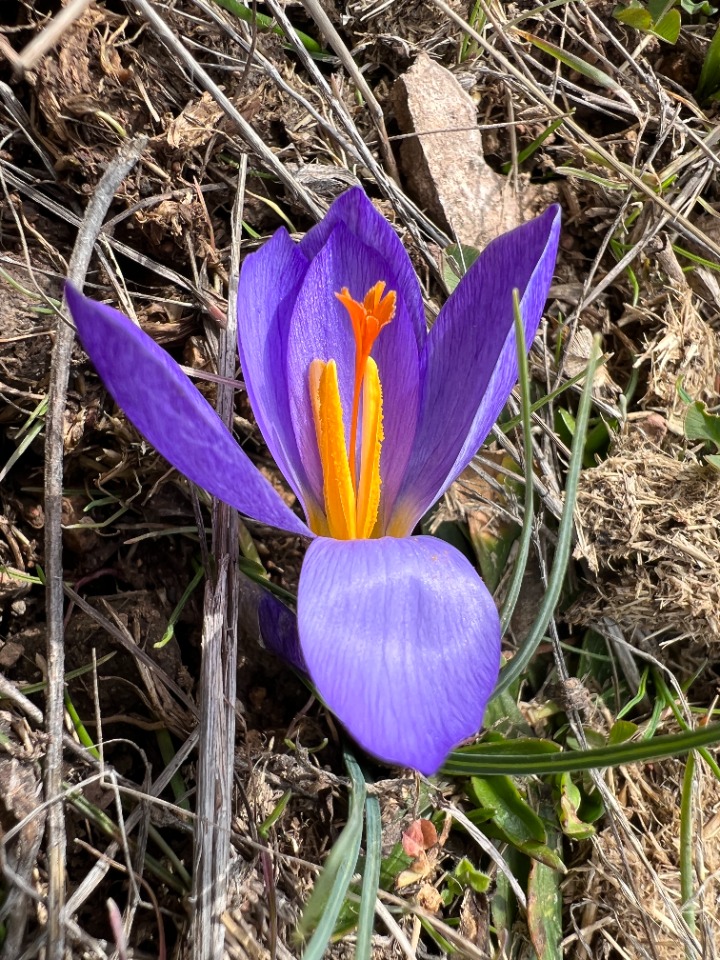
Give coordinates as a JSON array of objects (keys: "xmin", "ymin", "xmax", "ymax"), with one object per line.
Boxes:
[
  {"xmin": 128, "ymin": 0, "xmax": 321, "ymax": 219},
  {"xmin": 43, "ymin": 135, "xmax": 146, "ymax": 960},
  {"xmin": 14, "ymin": 0, "xmax": 95, "ymax": 72},
  {"xmin": 190, "ymin": 158, "xmax": 246, "ymax": 959},
  {"xmin": 298, "ymin": 0, "xmax": 400, "ymax": 184}
]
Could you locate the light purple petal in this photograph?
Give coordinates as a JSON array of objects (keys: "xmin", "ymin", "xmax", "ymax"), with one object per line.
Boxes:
[
  {"xmin": 388, "ymin": 206, "xmax": 561, "ymax": 535},
  {"xmin": 297, "ymin": 535, "xmax": 501, "ymax": 774},
  {"xmin": 65, "ymin": 284, "xmax": 311, "ymax": 537},
  {"xmin": 237, "ymin": 228, "xmax": 323, "ymax": 519},
  {"xmin": 300, "ymin": 187, "xmax": 427, "ymax": 350},
  {"xmin": 287, "ymin": 224, "xmax": 420, "ymax": 518}
]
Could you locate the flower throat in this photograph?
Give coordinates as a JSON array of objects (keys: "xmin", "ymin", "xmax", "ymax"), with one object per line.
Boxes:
[{"xmin": 309, "ymin": 281, "xmax": 395, "ymax": 539}]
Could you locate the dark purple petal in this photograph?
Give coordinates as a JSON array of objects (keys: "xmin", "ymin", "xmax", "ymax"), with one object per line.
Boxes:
[
  {"xmin": 300, "ymin": 187, "xmax": 427, "ymax": 350},
  {"xmin": 387, "ymin": 206, "xmax": 561, "ymax": 535},
  {"xmin": 286, "ymin": 224, "xmax": 420, "ymax": 519},
  {"xmin": 237, "ymin": 228, "xmax": 323, "ymax": 519},
  {"xmin": 65, "ymin": 284, "xmax": 311, "ymax": 537},
  {"xmin": 297, "ymin": 535, "xmax": 501, "ymax": 774},
  {"xmin": 258, "ymin": 592, "xmax": 308, "ymax": 675}
]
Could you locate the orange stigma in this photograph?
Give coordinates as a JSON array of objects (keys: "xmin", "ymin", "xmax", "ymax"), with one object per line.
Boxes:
[
  {"xmin": 335, "ymin": 281, "xmax": 396, "ymax": 484},
  {"xmin": 308, "ymin": 282, "xmax": 394, "ymax": 539}
]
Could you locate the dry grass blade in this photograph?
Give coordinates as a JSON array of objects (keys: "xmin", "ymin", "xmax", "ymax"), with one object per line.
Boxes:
[
  {"xmin": 128, "ymin": 0, "xmax": 322, "ymax": 219},
  {"xmin": 13, "ymin": 0, "xmax": 95, "ymax": 73},
  {"xmin": 298, "ymin": 0, "xmax": 400, "ymax": 184}
]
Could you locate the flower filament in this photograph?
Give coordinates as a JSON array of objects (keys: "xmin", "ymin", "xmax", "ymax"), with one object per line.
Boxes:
[{"xmin": 309, "ymin": 281, "xmax": 395, "ymax": 539}]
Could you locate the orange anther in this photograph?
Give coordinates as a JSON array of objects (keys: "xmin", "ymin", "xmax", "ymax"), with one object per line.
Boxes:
[{"xmin": 308, "ymin": 282, "xmax": 394, "ymax": 539}]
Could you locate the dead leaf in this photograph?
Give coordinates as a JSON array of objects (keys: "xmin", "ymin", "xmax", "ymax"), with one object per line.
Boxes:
[{"xmin": 166, "ymin": 92, "xmax": 225, "ymax": 151}]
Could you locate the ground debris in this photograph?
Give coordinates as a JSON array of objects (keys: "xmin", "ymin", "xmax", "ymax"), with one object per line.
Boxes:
[
  {"xmin": 571, "ymin": 432, "xmax": 720, "ymax": 646},
  {"xmin": 565, "ymin": 757, "xmax": 720, "ymax": 958},
  {"xmin": 634, "ymin": 286, "xmax": 720, "ymax": 433},
  {"xmin": 0, "ymin": 710, "xmax": 45, "ymax": 958}
]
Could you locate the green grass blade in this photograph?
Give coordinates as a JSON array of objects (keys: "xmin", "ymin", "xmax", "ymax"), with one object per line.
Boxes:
[
  {"xmin": 63, "ymin": 691, "xmax": 100, "ymax": 760},
  {"xmin": 155, "ymin": 562, "xmax": 205, "ymax": 648},
  {"xmin": 493, "ymin": 335, "xmax": 603, "ymax": 698},
  {"xmin": 443, "ymin": 723, "xmax": 720, "ymax": 776},
  {"xmin": 300, "ymin": 751, "xmax": 366, "ymax": 958},
  {"xmin": 680, "ymin": 751, "xmax": 697, "ymax": 944},
  {"xmin": 697, "ymin": 23, "xmax": 720, "ymax": 101},
  {"xmin": 210, "ymin": 0, "xmax": 325, "ymax": 54},
  {"xmin": 516, "ymin": 30, "xmax": 625, "ymax": 93},
  {"xmin": 500, "ymin": 290, "xmax": 535, "ymax": 632},
  {"xmin": 501, "ymin": 114, "xmax": 567, "ymax": 174},
  {"xmin": 0, "ymin": 411, "xmax": 45, "ymax": 484},
  {"xmin": 354, "ymin": 794, "xmax": 381, "ymax": 960}
]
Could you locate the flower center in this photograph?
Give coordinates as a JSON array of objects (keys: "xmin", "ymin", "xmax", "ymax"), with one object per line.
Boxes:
[{"xmin": 309, "ymin": 281, "xmax": 396, "ymax": 539}]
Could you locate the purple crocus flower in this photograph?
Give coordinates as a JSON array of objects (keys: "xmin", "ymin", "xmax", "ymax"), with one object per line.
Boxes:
[{"xmin": 65, "ymin": 188, "xmax": 560, "ymax": 775}]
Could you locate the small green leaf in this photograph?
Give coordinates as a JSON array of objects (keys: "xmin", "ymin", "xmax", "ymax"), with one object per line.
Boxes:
[
  {"xmin": 608, "ymin": 719, "xmax": 639, "ymax": 745},
  {"xmin": 453, "ymin": 857, "xmax": 491, "ymax": 894},
  {"xmin": 652, "ymin": 8, "xmax": 682, "ymax": 42},
  {"xmin": 442, "ymin": 243, "xmax": 481, "ymax": 294},
  {"xmin": 697, "ymin": 23, "xmax": 720, "ymax": 101},
  {"xmin": 680, "ymin": 0, "xmax": 716, "ymax": 13},
  {"xmin": 555, "ymin": 407, "xmax": 576, "ymax": 444},
  {"xmin": 555, "ymin": 774, "xmax": 596, "ymax": 840},
  {"xmin": 469, "ymin": 776, "xmax": 547, "ymax": 845},
  {"xmin": 518, "ymin": 839, "xmax": 567, "ymax": 872},
  {"xmin": 684, "ymin": 399, "xmax": 720, "ymax": 449},
  {"xmin": 615, "ymin": 6, "xmax": 655, "ymax": 30}
]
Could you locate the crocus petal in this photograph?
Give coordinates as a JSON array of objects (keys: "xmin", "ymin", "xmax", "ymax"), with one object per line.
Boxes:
[
  {"xmin": 258, "ymin": 591, "xmax": 308, "ymax": 674},
  {"xmin": 297, "ymin": 535, "xmax": 501, "ymax": 774},
  {"xmin": 388, "ymin": 206, "xmax": 561, "ymax": 535},
  {"xmin": 287, "ymin": 224, "xmax": 420, "ymax": 515},
  {"xmin": 300, "ymin": 187, "xmax": 427, "ymax": 350},
  {"xmin": 237, "ymin": 228, "xmax": 323, "ymax": 519},
  {"xmin": 65, "ymin": 284, "xmax": 311, "ymax": 537}
]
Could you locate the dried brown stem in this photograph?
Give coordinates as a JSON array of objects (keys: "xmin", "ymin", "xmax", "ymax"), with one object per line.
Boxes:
[
  {"xmin": 190, "ymin": 157, "xmax": 246, "ymax": 960},
  {"xmin": 43, "ymin": 135, "xmax": 146, "ymax": 960}
]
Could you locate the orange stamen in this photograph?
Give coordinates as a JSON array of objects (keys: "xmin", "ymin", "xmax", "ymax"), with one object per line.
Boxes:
[
  {"xmin": 335, "ymin": 281, "xmax": 396, "ymax": 485},
  {"xmin": 356, "ymin": 356, "xmax": 384, "ymax": 539},
  {"xmin": 307, "ymin": 282, "xmax": 394, "ymax": 540},
  {"xmin": 309, "ymin": 359, "xmax": 356, "ymax": 539}
]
